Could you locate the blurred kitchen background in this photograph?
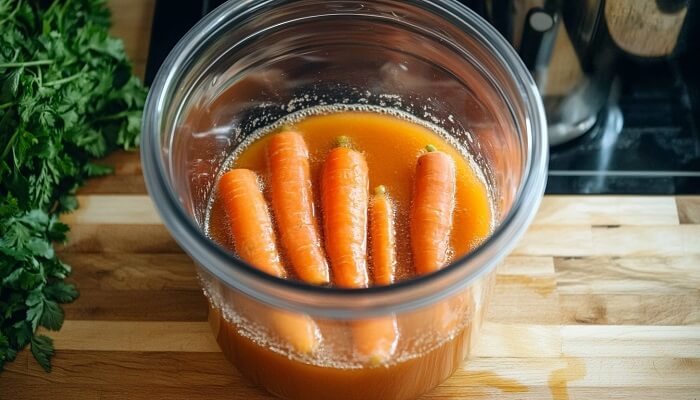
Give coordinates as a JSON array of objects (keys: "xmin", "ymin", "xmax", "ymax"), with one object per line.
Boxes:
[{"xmin": 136, "ymin": 0, "xmax": 700, "ymax": 194}]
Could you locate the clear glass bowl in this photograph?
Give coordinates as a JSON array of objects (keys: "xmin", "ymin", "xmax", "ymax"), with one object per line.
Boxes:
[{"xmin": 141, "ymin": 1, "xmax": 547, "ymax": 399}]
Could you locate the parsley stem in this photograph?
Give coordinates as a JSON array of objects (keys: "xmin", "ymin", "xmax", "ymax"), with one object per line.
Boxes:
[
  {"xmin": 0, "ymin": 101, "xmax": 15, "ymax": 110},
  {"xmin": 92, "ymin": 110, "xmax": 132, "ymax": 123},
  {"xmin": 1, "ymin": 128, "xmax": 20, "ymax": 160},
  {"xmin": 44, "ymin": 72, "xmax": 81, "ymax": 87},
  {"xmin": 0, "ymin": 0, "xmax": 22, "ymax": 26},
  {"xmin": 0, "ymin": 59, "xmax": 54, "ymax": 68}
]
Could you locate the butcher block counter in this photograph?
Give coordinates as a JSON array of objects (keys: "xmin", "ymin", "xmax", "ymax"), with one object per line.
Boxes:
[
  {"xmin": 1, "ymin": 150, "xmax": 698, "ymax": 400},
  {"xmin": 2, "ymin": 1, "xmax": 700, "ymax": 399}
]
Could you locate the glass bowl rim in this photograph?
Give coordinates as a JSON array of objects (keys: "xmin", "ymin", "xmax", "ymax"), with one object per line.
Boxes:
[{"xmin": 140, "ymin": 0, "xmax": 549, "ymax": 318}]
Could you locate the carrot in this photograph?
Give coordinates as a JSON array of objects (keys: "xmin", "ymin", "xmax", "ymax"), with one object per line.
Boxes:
[
  {"xmin": 321, "ymin": 150, "xmax": 399, "ymax": 365},
  {"xmin": 409, "ymin": 145, "xmax": 461, "ymax": 337},
  {"xmin": 267, "ymin": 131, "xmax": 330, "ymax": 285},
  {"xmin": 410, "ymin": 144, "xmax": 456, "ymax": 275},
  {"xmin": 320, "ymin": 136, "xmax": 369, "ymax": 288},
  {"xmin": 353, "ymin": 317, "xmax": 399, "ymax": 365},
  {"xmin": 338, "ymin": 177, "xmax": 399, "ymax": 363},
  {"xmin": 218, "ymin": 169, "xmax": 320, "ymax": 353},
  {"xmin": 269, "ymin": 308, "xmax": 321, "ymax": 354},
  {"xmin": 218, "ymin": 169, "xmax": 286, "ymax": 278},
  {"xmin": 354, "ymin": 185, "xmax": 400, "ymax": 364},
  {"xmin": 320, "ymin": 139, "xmax": 396, "ymax": 363},
  {"xmin": 369, "ymin": 185, "xmax": 396, "ymax": 286}
]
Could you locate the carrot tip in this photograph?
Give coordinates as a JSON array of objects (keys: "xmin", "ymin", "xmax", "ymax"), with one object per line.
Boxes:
[
  {"xmin": 368, "ymin": 354, "xmax": 384, "ymax": 366},
  {"xmin": 335, "ymin": 136, "xmax": 352, "ymax": 148},
  {"xmin": 374, "ymin": 185, "xmax": 387, "ymax": 195},
  {"xmin": 425, "ymin": 144, "xmax": 437, "ymax": 152}
]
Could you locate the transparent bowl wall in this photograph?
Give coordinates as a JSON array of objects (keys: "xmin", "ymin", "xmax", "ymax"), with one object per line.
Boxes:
[{"xmin": 141, "ymin": 1, "xmax": 547, "ymax": 399}]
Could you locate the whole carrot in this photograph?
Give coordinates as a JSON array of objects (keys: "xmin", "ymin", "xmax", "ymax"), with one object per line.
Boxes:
[
  {"xmin": 321, "ymin": 136, "xmax": 369, "ymax": 288},
  {"xmin": 218, "ymin": 169, "xmax": 286, "ymax": 278},
  {"xmin": 218, "ymin": 169, "xmax": 320, "ymax": 353},
  {"xmin": 369, "ymin": 185, "xmax": 396, "ymax": 286},
  {"xmin": 267, "ymin": 131, "xmax": 330, "ymax": 285},
  {"xmin": 354, "ymin": 181, "xmax": 400, "ymax": 363},
  {"xmin": 409, "ymin": 145, "xmax": 461, "ymax": 336},
  {"xmin": 410, "ymin": 145, "xmax": 456, "ymax": 275}
]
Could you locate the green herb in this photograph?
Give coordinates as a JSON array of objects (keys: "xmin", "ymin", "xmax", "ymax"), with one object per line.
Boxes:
[{"xmin": 0, "ymin": 0, "xmax": 147, "ymax": 372}]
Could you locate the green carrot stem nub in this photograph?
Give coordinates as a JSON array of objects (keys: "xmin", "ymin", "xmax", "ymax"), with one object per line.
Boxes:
[
  {"xmin": 425, "ymin": 144, "xmax": 437, "ymax": 152},
  {"xmin": 336, "ymin": 136, "xmax": 352, "ymax": 148},
  {"xmin": 374, "ymin": 185, "xmax": 387, "ymax": 195}
]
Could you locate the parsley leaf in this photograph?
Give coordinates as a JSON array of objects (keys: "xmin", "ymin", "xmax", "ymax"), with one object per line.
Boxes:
[
  {"xmin": 0, "ymin": 0, "xmax": 147, "ymax": 372},
  {"xmin": 44, "ymin": 281, "xmax": 79, "ymax": 303},
  {"xmin": 30, "ymin": 335, "xmax": 54, "ymax": 373}
]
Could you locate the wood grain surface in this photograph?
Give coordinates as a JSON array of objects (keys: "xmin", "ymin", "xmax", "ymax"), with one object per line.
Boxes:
[
  {"xmin": 106, "ymin": 0, "xmax": 154, "ymax": 79},
  {"xmin": 604, "ymin": 0, "xmax": 688, "ymax": 57},
  {"xmin": 3, "ymin": 2, "xmax": 700, "ymax": 399},
  {"xmin": 2, "ymin": 151, "xmax": 698, "ymax": 400}
]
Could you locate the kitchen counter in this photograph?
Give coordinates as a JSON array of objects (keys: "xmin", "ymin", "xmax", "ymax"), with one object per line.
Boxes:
[
  {"xmin": 2, "ymin": 2, "xmax": 700, "ymax": 398},
  {"xmin": 2, "ymin": 154, "xmax": 699, "ymax": 400}
]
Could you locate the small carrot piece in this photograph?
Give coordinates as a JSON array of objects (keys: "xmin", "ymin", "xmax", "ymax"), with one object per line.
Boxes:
[
  {"xmin": 267, "ymin": 131, "xmax": 330, "ymax": 285},
  {"xmin": 321, "ymin": 136, "xmax": 369, "ymax": 288},
  {"xmin": 410, "ymin": 145, "xmax": 456, "ymax": 275},
  {"xmin": 369, "ymin": 185, "xmax": 396, "ymax": 286},
  {"xmin": 218, "ymin": 169, "xmax": 286, "ymax": 278},
  {"xmin": 218, "ymin": 169, "xmax": 320, "ymax": 353}
]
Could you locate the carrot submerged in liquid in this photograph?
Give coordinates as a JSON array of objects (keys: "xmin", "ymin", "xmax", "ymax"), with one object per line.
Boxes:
[
  {"xmin": 320, "ymin": 136, "xmax": 370, "ymax": 288},
  {"xmin": 218, "ymin": 169, "xmax": 320, "ymax": 354},
  {"xmin": 353, "ymin": 316, "xmax": 399, "ymax": 365},
  {"xmin": 410, "ymin": 145, "xmax": 457, "ymax": 274},
  {"xmin": 320, "ymin": 138, "xmax": 398, "ymax": 363},
  {"xmin": 267, "ymin": 131, "xmax": 330, "ymax": 285},
  {"xmin": 218, "ymin": 169, "xmax": 287, "ymax": 278},
  {"xmin": 353, "ymin": 185, "xmax": 400, "ymax": 365},
  {"xmin": 410, "ymin": 145, "xmax": 461, "ymax": 335},
  {"xmin": 369, "ymin": 185, "xmax": 396, "ymax": 286}
]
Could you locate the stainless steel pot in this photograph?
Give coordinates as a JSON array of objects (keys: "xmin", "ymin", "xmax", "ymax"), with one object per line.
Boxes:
[{"xmin": 506, "ymin": 0, "xmax": 693, "ymax": 145}]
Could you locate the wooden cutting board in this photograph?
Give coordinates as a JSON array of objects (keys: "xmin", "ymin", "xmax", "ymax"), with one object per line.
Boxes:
[{"xmin": 1, "ymin": 151, "xmax": 699, "ymax": 400}]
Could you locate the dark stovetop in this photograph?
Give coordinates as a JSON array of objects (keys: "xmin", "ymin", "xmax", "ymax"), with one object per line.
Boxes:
[
  {"xmin": 547, "ymin": 59, "xmax": 700, "ymax": 194},
  {"xmin": 145, "ymin": 0, "xmax": 700, "ymax": 195}
]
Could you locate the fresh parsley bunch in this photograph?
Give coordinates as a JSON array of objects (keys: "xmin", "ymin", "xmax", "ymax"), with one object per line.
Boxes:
[{"xmin": 0, "ymin": 0, "xmax": 147, "ymax": 372}]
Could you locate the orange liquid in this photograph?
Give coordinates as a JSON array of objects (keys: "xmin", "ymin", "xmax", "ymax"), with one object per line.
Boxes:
[
  {"xmin": 207, "ymin": 111, "xmax": 492, "ymax": 281},
  {"xmin": 205, "ymin": 110, "xmax": 494, "ymax": 399},
  {"xmin": 210, "ymin": 304, "xmax": 479, "ymax": 400}
]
